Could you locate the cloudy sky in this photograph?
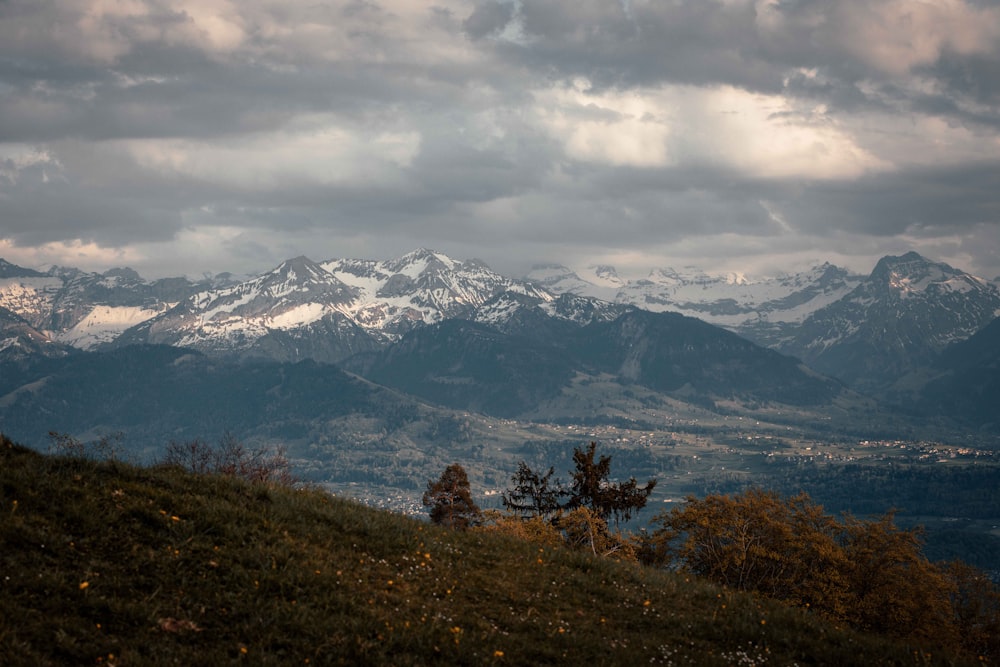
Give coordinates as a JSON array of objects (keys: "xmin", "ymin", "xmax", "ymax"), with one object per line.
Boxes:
[{"xmin": 2, "ymin": 0, "xmax": 1000, "ymax": 281}]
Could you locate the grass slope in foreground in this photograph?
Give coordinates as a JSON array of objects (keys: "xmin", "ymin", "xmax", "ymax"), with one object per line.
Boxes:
[{"xmin": 0, "ymin": 437, "xmax": 975, "ymax": 666}]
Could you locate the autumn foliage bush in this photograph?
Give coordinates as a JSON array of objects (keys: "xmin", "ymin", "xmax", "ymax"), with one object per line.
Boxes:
[{"xmin": 642, "ymin": 488, "xmax": 1000, "ymax": 654}]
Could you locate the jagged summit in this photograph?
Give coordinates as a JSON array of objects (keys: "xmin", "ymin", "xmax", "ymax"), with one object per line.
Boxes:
[
  {"xmin": 103, "ymin": 249, "xmax": 552, "ymax": 363},
  {"xmin": 382, "ymin": 247, "xmax": 458, "ymax": 274},
  {"xmin": 0, "ymin": 259, "xmax": 45, "ymax": 279},
  {"xmin": 866, "ymin": 252, "xmax": 988, "ymax": 299},
  {"xmin": 102, "ymin": 267, "xmax": 143, "ymax": 282},
  {"xmin": 778, "ymin": 252, "xmax": 1000, "ymax": 392},
  {"xmin": 590, "ymin": 265, "xmax": 625, "ymax": 287}
]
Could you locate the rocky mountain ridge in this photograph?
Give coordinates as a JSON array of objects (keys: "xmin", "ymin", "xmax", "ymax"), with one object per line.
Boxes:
[
  {"xmin": 775, "ymin": 252, "xmax": 1000, "ymax": 394},
  {"xmin": 3, "ymin": 250, "xmax": 999, "ymax": 403},
  {"xmin": 114, "ymin": 249, "xmax": 553, "ymax": 363}
]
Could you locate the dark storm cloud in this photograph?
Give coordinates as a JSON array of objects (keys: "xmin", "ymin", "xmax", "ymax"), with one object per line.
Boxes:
[
  {"xmin": 778, "ymin": 160, "xmax": 1000, "ymax": 237},
  {"xmin": 0, "ymin": 154, "xmax": 182, "ymax": 245},
  {"xmin": 504, "ymin": 0, "xmax": 1000, "ymax": 127},
  {"xmin": 463, "ymin": 0, "xmax": 515, "ymax": 40},
  {"xmin": 505, "ymin": 0, "xmax": 778, "ymax": 92}
]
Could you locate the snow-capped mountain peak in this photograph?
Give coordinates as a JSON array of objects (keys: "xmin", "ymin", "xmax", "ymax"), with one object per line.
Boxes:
[
  {"xmin": 105, "ymin": 249, "xmax": 554, "ymax": 362},
  {"xmin": 589, "ymin": 265, "xmax": 625, "ymax": 288},
  {"xmin": 779, "ymin": 252, "xmax": 1000, "ymax": 392}
]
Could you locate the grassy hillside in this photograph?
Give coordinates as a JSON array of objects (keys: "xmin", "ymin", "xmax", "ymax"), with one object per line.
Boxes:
[{"xmin": 0, "ymin": 436, "xmax": 977, "ymax": 666}]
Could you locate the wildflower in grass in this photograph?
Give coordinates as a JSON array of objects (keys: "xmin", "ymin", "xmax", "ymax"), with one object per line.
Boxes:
[
  {"xmin": 158, "ymin": 618, "xmax": 202, "ymax": 633},
  {"xmin": 79, "ymin": 581, "xmax": 89, "ymax": 590},
  {"xmin": 493, "ymin": 650, "xmax": 504, "ymax": 657}
]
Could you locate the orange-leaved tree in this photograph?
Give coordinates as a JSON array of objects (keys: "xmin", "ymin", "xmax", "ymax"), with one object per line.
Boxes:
[{"xmin": 645, "ymin": 489, "xmax": 965, "ymax": 646}]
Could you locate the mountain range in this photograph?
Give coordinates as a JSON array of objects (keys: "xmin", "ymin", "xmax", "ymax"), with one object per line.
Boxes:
[{"xmin": 2, "ymin": 249, "xmax": 999, "ymax": 431}]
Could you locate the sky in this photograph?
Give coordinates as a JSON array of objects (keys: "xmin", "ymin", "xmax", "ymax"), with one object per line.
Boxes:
[{"xmin": 1, "ymin": 0, "xmax": 1000, "ymax": 282}]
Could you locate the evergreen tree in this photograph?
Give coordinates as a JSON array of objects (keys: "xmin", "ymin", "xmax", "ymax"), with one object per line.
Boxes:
[
  {"xmin": 502, "ymin": 462, "xmax": 566, "ymax": 518},
  {"xmin": 566, "ymin": 442, "xmax": 657, "ymax": 525},
  {"xmin": 502, "ymin": 442, "xmax": 656, "ymax": 527},
  {"xmin": 423, "ymin": 463, "xmax": 481, "ymax": 529}
]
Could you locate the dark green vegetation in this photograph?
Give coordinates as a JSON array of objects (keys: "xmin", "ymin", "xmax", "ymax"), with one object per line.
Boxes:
[
  {"xmin": 0, "ymin": 345, "xmax": 395, "ymax": 456},
  {"xmin": 915, "ymin": 317, "xmax": 1000, "ymax": 430},
  {"xmin": 3, "ymin": 339, "xmax": 999, "ymax": 572},
  {"xmin": 347, "ymin": 309, "xmax": 846, "ymax": 417},
  {"xmin": 0, "ymin": 437, "xmax": 981, "ymax": 666}
]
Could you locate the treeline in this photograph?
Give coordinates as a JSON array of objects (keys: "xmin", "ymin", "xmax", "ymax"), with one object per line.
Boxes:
[{"xmin": 424, "ymin": 443, "xmax": 1000, "ymax": 660}]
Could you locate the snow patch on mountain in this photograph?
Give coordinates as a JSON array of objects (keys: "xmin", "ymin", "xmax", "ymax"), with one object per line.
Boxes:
[
  {"xmin": 55, "ymin": 304, "xmax": 171, "ymax": 350},
  {"xmin": 525, "ymin": 265, "xmax": 620, "ymax": 301},
  {"xmin": 268, "ymin": 302, "xmax": 330, "ymax": 330},
  {"xmin": 530, "ymin": 261, "xmax": 864, "ymax": 330},
  {"xmin": 104, "ymin": 249, "xmax": 554, "ymax": 361}
]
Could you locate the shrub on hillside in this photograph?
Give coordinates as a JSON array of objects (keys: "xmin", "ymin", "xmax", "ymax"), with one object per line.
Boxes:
[
  {"xmin": 642, "ymin": 488, "xmax": 1000, "ymax": 654},
  {"xmin": 161, "ymin": 432, "xmax": 294, "ymax": 485}
]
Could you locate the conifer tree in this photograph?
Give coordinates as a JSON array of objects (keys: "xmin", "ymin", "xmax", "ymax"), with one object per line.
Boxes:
[
  {"xmin": 423, "ymin": 463, "xmax": 481, "ymax": 529},
  {"xmin": 502, "ymin": 462, "xmax": 566, "ymax": 518},
  {"xmin": 566, "ymin": 442, "xmax": 657, "ymax": 525},
  {"xmin": 503, "ymin": 442, "xmax": 656, "ymax": 527}
]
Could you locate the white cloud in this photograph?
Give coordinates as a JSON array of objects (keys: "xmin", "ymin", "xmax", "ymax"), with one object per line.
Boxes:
[
  {"xmin": 535, "ymin": 80, "xmax": 887, "ymax": 179},
  {"xmin": 0, "ymin": 238, "xmax": 144, "ymax": 272},
  {"xmin": 535, "ymin": 79, "xmax": 672, "ymax": 167},
  {"xmin": 119, "ymin": 115, "xmax": 421, "ymax": 190},
  {"xmin": 832, "ymin": 0, "xmax": 1000, "ymax": 77}
]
